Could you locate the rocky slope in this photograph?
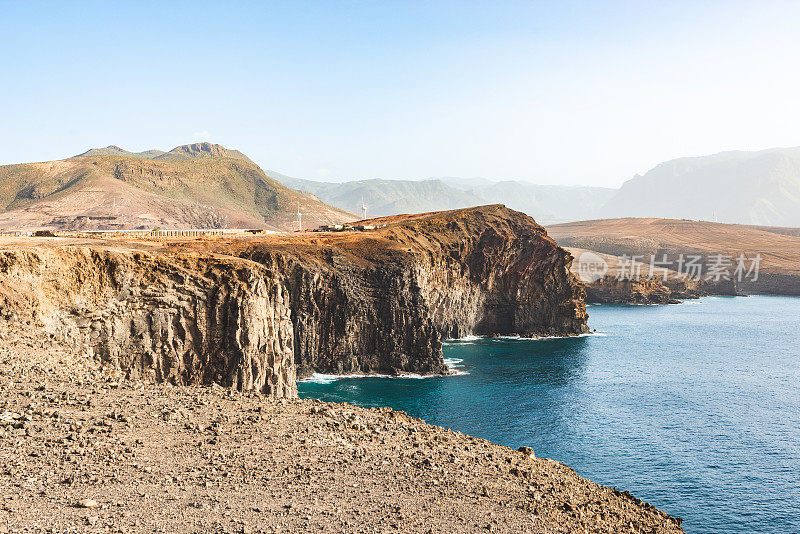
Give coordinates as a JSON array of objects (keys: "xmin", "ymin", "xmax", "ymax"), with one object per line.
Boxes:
[
  {"xmin": 0, "ymin": 323, "xmax": 684, "ymax": 533},
  {"xmin": 0, "ymin": 205, "xmax": 588, "ymax": 391},
  {"xmin": 0, "ymin": 143, "xmax": 352, "ymax": 232}
]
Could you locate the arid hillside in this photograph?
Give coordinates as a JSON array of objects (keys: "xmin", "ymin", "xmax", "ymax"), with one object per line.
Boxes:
[
  {"xmin": 0, "ymin": 143, "xmax": 353, "ymax": 232},
  {"xmin": 549, "ymin": 217, "xmax": 800, "ymax": 295}
]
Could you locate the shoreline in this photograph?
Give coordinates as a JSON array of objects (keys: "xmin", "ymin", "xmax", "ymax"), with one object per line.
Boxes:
[
  {"xmin": 0, "ymin": 323, "xmax": 684, "ymax": 533},
  {"xmin": 297, "ymin": 333, "xmax": 604, "ymax": 383}
]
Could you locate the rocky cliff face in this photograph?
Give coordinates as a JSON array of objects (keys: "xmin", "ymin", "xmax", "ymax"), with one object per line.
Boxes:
[
  {"xmin": 193, "ymin": 205, "xmax": 589, "ymax": 377},
  {"xmin": 392, "ymin": 208, "xmax": 588, "ymax": 339},
  {"xmin": 0, "ymin": 248, "xmax": 296, "ymax": 397},
  {"xmin": 0, "ymin": 205, "xmax": 589, "ymax": 394}
]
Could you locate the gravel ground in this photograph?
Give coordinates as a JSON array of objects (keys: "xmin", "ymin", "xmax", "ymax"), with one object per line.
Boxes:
[{"xmin": 0, "ymin": 323, "xmax": 683, "ymax": 533}]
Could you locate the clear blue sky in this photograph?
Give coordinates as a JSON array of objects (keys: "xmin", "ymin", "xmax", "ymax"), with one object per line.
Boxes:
[{"xmin": 2, "ymin": 1, "xmax": 800, "ymax": 186}]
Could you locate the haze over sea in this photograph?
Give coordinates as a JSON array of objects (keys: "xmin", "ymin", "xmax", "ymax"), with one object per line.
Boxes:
[{"xmin": 299, "ymin": 296, "xmax": 800, "ymax": 534}]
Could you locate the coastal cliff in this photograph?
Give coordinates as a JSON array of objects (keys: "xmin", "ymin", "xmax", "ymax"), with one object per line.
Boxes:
[
  {"xmin": 185, "ymin": 205, "xmax": 589, "ymax": 376},
  {"xmin": 0, "ymin": 207, "xmax": 684, "ymax": 533},
  {"xmin": 0, "ymin": 248, "xmax": 297, "ymax": 397},
  {"xmin": 0, "ymin": 205, "xmax": 588, "ymax": 393}
]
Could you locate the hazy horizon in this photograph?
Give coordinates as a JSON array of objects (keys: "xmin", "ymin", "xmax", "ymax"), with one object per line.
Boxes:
[{"xmin": 3, "ymin": 1, "xmax": 800, "ymax": 187}]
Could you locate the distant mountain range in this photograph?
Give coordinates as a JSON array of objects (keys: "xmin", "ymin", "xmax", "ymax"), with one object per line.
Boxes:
[
  {"xmin": 274, "ymin": 146, "xmax": 800, "ymax": 227},
  {"xmin": 273, "ymin": 173, "xmax": 615, "ymax": 225},
  {"xmin": 0, "ymin": 143, "xmax": 352, "ymax": 232},
  {"xmin": 274, "ymin": 176, "xmax": 489, "ymax": 218},
  {"xmin": 3, "ymin": 143, "xmax": 799, "ymax": 231},
  {"xmin": 600, "ymin": 147, "xmax": 800, "ymax": 227}
]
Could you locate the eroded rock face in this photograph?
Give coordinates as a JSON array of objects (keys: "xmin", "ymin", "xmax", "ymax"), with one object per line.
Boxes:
[
  {"xmin": 0, "ymin": 205, "xmax": 589, "ymax": 395},
  {"xmin": 220, "ymin": 205, "xmax": 589, "ymax": 377},
  {"xmin": 395, "ymin": 208, "xmax": 589, "ymax": 339},
  {"xmin": 0, "ymin": 249, "xmax": 296, "ymax": 398}
]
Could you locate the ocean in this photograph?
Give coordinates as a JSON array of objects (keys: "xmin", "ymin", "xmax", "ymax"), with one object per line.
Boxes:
[{"xmin": 298, "ymin": 296, "xmax": 800, "ymax": 533}]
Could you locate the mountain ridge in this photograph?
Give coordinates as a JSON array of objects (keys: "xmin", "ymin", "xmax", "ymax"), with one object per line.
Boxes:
[
  {"xmin": 600, "ymin": 146, "xmax": 800, "ymax": 226},
  {"xmin": 0, "ymin": 144, "xmax": 353, "ymax": 231},
  {"xmin": 270, "ymin": 145, "xmax": 800, "ymax": 227},
  {"xmin": 272, "ymin": 172, "xmax": 615, "ymax": 224},
  {"xmin": 76, "ymin": 142, "xmax": 253, "ymax": 163}
]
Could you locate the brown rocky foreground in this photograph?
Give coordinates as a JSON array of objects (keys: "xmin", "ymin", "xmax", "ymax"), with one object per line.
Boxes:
[{"xmin": 0, "ymin": 323, "xmax": 684, "ymax": 533}]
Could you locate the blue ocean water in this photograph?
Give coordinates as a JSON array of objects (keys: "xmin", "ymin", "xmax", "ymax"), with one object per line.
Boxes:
[{"xmin": 298, "ymin": 296, "xmax": 800, "ymax": 534}]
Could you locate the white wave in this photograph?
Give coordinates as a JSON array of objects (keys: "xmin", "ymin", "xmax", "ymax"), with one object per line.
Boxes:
[
  {"xmin": 443, "ymin": 357, "xmax": 470, "ymax": 376},
  {"xmin": 447, "ymin": 331, "xmax": 604, "ymax": 344},
  {"xmin": 450, "ymin": 334, "xmax": 483, "ymax": 342},
  {"xmin": 534, "ymin": 331, "xmax": 607, "ymax": 340},
  {"xmin": 493, "ymin": 334, "xmax": 522, "ymax": 340},
  {"xmin": 487, "ymin": 331, "xmax": 605, "ymax": 342},
  {"xmin": 298, "ymin": 371, "xmax": 448, "ymax": 383},
  {"xmin": 298, "ymin": 373, "xmax": 339, "ymax": 384}
]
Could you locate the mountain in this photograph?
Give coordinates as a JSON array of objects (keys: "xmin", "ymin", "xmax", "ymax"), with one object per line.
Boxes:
[
  {"xmin": 0, "ymin": 143, "xmax": 353, "ymax": 231},
  {"xmin": 471, "ymin": 181, "xmax": 616, "ymax": 224},
  {"xmin": 270, "ymin": 175, "xmax": 486, "ymax": 217},
  {"xmin": 271, "ymin": 174, "xmax": 612, "ymax": 224},
  {"xmin": 438, "ymin": 177, "xmax": 497, "ymax": 190},
  {"xmin": 601, "ymin": 147, "xmax": 800, "ymax": 227},
  {"xmin": 154, "ymin": 142, "xmax": 254, "ymax": 163},
  {"xmin": 76, "ymin": 145, "xmax": 167, "ymax": 159}
]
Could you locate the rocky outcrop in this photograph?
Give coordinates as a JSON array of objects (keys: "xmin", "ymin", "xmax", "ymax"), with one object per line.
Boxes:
[
  {"xmin": 0, "ymin": 248, "xmax": 296, "ymax": 398},
  {"xmin": 584, "ymin": 276, "xmax": 679, "ymax": 304},
  {"xmin": 198, "ymin": 205, "xmax": 589, "ymax": 377},
  {"xmin": 0, "ymin": 205, "xmax": 589, "ymax": 393},
  {"xmin": 583, "ymin": 274, "xmax": 738, "ymax": 304}
]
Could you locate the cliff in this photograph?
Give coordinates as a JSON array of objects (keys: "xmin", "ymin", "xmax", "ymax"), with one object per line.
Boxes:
[
  {"xmin": 0, "ymin": 247, "xmax": 297, "ymax": 397},
  {"xmin": 584, "ymin": 275, "xmax": 679, "ymax": 304},
  {"xmin": 582, "ymin": 274, "xmax": 737, "ymax": 304},
  {"xmin": 178, "ymin": 205, "xmax": 589, "ymax": 376},
  {"xmin": 0, "ymin": 205, "xmax": 588, "ymax": 394}
]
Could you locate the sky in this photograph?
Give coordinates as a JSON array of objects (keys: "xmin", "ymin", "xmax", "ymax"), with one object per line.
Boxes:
[{"xmin": 2, "ymin": 1, "xmax": 800, "ymax": 187}]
